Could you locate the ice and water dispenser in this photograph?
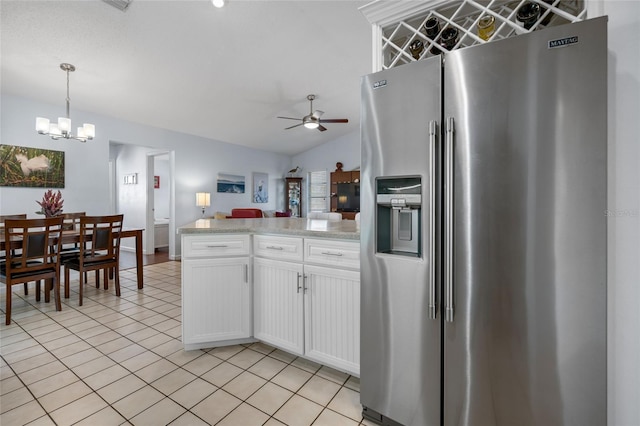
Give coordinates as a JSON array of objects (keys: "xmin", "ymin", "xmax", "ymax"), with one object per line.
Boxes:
[{"xmin": 376, "ymin": 176, "xmax": 422, "ymax": 257}]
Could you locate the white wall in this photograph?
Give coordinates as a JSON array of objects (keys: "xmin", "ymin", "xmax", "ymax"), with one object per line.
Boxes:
[
  {"xmin": 291, "ymin": 130, "xmax": 360, "ymax": 215},
  {"xmin": 1, "ymin": 95, "xmax": 110, "ymax": 215},
  {"xmin": 0, "ymin": 93, "xmax": 291, "ymax": 257},
  {"xmin": 111, "ymin": 143, "xmax": 151, "ymax": 252},
  {"xmin": 154, "ymin": 156, "xmax": 170, "ymax": 219},
  {"xmin": 602, "ymin": 2, "xmax": 640, "ymax": 425},
  {"xmin": 292, "ymin": 130, "xmax": 360, "ymax": 173}
]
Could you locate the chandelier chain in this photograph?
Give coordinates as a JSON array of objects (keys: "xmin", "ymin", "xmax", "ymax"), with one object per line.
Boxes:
[{"xmin": 65, "ymin": 68, "xmax": 71, "ymax": 118}]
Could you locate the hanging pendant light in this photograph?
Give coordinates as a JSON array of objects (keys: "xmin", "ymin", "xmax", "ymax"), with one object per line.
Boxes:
[{"xmin": 35, "ymin": 63, "xmax": 95, "ymax": 142}]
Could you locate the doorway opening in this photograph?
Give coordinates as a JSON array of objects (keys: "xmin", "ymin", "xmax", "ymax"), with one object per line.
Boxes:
[{"xmin": 109, "ymin": 142, "xmax": 176, "ymax": 261}]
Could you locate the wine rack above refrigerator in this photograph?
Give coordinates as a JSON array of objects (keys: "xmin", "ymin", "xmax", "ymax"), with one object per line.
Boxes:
[{"xmin": 361, "ymin": 0, "xmax": 586, "ymax": 70}]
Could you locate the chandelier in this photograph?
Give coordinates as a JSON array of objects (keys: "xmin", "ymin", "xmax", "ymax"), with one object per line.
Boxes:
[{"xmin": 35, "ymin": 63, "xmax": 95, "ymax": 142}]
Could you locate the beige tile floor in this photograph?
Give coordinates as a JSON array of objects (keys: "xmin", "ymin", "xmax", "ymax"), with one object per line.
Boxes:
[{"xmin": 1, "ymin": 261, "xmax": 375, "ymax": 425}]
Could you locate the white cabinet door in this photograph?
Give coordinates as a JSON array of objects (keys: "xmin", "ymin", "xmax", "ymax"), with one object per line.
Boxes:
[
  {"xmin": 303, "ymin": 264, "xmax": 360, "ymax": 376},
  {"xmin": 182, "ymin": 257, "xmax": 251, "ymax": 346},
  {"xmin": 253, "ymin": 257, "xmax": 304, "ymax": 355}
]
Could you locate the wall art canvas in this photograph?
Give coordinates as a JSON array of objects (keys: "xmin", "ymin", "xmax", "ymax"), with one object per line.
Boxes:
[
  {"xmin": 0, "ymin": 144, "xmax": 65, "ymax": 188},
  {"xmin": 217, "ymin": 173, "xmax": 245, "ymax": 193},
  {"xmin": 252, "ymin": 172, "xmax": 268, "ymax": 203}
]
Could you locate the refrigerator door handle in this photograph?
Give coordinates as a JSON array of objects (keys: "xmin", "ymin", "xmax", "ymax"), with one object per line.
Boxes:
[
  {"xmin": 445, "ymin": 116, "xmax": 454, "ymax": 323},
  {"xmin": 429, "ymin": 120, "xmax": 438, "ymax": 320}
]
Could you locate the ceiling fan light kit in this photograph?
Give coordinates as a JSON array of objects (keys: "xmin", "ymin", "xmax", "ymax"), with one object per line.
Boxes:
[
  {"xmin": 278, "ymin": 94, "xmax": 348, "ymax": 132},
  {"xmin": 303, "ymin": 118, "xmax": 319, "ymax": 129}
]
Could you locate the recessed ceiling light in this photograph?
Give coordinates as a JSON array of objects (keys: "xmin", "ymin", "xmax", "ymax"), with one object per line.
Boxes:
[{"xmin": 212, "ymin": 0, "xmax": 225, "ymax": 8}]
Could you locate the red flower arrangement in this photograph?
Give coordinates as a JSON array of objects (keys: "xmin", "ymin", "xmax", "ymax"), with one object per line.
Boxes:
[{"xmin": 36, "ymin": 189, "xmax": 64, "ymax": 217}]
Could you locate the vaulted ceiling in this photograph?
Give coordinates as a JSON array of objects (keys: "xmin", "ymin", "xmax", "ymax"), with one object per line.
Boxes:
[{"xmin": 1, "ymin": 0, "xmax": 373, "ymax": 156}]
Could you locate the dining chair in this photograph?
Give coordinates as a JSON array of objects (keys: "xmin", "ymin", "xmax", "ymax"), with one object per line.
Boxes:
[
  {"xmin": 63, "ymin": 214, "xmax": 123, "ymax": 306},
  {"xmin": 0, "ymin": 214, "xmax": 30, "ymax": 296},
  {"xmin": 1, "ymin": 217, "xmax": 64, "ymax": 325}
]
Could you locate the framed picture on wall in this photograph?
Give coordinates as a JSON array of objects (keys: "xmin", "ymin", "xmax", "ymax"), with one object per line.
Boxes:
[
  {"xmin": 0, "ymin": 144, "xmax": 65, "ymax": 188},
  {"xmin": 154, "ymin": 176, "xmax": 160, "ymax": 188},
  {"xmin": 217, "ymin": 173, "xmax": 245, "ymax": 193},
  {"xmin": 123, "ymin": 173, "xmax": 138, "ymax": 185},
  {"xmin": 252, "ymin": 172, "xmax": 268, "ymax": 203}
]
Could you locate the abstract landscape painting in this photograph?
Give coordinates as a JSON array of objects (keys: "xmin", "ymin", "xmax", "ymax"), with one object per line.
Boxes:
[
  {"xmin": 217, "ymin": 173, "xmax": 245, "ymax": 193},
  {"xmin": 0, "ymin": 144, "xmax": 65, "ymax": 188}
]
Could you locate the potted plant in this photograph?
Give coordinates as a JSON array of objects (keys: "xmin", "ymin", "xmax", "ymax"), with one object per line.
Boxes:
[{"xmin": 36, "ymin": 189, "xmax": 64, "ymax": 217}]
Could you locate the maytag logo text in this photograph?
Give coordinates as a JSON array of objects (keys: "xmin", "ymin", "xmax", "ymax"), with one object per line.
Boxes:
[{"xmin": 548, "ymin": 36, "xmax": 579, "ymax": 49}]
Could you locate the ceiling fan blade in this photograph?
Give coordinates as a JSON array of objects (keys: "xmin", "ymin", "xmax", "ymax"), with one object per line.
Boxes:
[
  {"xmin": 277, "ymin": 116, "xmax": 302, "ymax": 121},
  {"xmin": 318, "ymin": 124, "xmax": 328, "ymax": 132},
  {"xmin": 285, "ymin": 123, "xmax": 304, "ymax": 130},
  {"xmin": 319, "ymin": 118, "xmax": 349, "ymax": 123},
  {"xmin": 312, "ymin": 110, "xmax": 324, "ymax": 119}
]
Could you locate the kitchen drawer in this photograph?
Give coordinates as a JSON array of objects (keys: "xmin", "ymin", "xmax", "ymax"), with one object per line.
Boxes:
[
  {"xmin": 254, "ymin": 235, "xmax": 303, "ymax": 262},
  {"xmin": 182, "ymin": 234, "xmax": 250, "ymax": 258},
  {"xmin": 304, "ymin": 238, "xmax": 360, "ymax": 270}
]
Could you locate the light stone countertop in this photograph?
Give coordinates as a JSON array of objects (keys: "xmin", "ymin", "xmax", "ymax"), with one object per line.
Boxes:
[{"xmin": 178, "ymin": 217, "xmax": 360, "ymax": 240}]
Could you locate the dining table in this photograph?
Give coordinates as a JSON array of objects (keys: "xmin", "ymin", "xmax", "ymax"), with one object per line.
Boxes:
[{"xmin": 0, "ymin": 227, "xmax": 145, "ymax": 289}]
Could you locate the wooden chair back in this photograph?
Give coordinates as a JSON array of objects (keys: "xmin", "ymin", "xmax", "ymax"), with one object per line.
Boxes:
[
  {"xmin": 78, "ymin": 214, "xmax": 123, "ymax": 265},
  {"xmin": 61, "ymin": 212, "xmax": 86, "ymax": 231},
  {"xmin": 3, "ymin": 217, "xmax": 63, "ymax": 272},
  {"xmin": 0, "ymin": 214, "xmax": 28, "ymax": 253},
  {"xmin": 0, "ymin": 214, "xmax": 29, "ymax": 296},
  {"xmin": 0, "ymin": 214, "xmax": 27, "ymax": 227},
  {"xmin": 1, "ymin": 217, "xmax": 64, "ymax": 324},
  {"xmin": 59, "ymin": 212, "xmax": 87, "ymax": 257},
  {"xmin": 64, "ymin": 214, "xmax": 123, "ymax": 306}
]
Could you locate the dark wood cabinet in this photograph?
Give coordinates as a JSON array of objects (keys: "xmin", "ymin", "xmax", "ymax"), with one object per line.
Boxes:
[
  {"xmin": 330, "ymin": 171, "xmax": 360, "ymax": 220},
  {"xmin": 285, "ymin": 177, "xmax": 303, "ymax": 218}
]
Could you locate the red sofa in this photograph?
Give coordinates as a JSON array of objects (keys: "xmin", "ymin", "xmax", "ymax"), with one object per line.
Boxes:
[{"xmin": 226, "ymin": 208, "xmax": 263, "ymax": 219}]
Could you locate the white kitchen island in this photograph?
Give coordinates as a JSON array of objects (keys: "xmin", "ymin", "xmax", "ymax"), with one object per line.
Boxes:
[{"xmin": 179, "ymin": 218, "xmax": 361, "ymax": 376}]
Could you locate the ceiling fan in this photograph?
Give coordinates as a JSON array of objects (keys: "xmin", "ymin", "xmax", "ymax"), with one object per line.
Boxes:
[{"xmin": 278, "ymin": 94, "xmax": 348, "ymax": 132}]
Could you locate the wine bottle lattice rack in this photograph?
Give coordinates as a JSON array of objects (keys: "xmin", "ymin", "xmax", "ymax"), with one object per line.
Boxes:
[{"xmin": 380, "ymin": 0, "xmax": 586, "ymax": 69}]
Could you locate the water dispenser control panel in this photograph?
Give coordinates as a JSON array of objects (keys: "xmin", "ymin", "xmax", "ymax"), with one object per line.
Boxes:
[{"xmin": 376, "ymin": 176, "xmax": 422, "ymax": 257}]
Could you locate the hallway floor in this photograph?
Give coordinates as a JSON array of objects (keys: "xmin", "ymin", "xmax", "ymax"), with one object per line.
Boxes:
[
  {"xmin": 119, "ymin": 247, "xmax": 170, "ymax": 270},
  {"xmin": 1, "ymin": 261, "xmax": 372, "ymax": 425}
]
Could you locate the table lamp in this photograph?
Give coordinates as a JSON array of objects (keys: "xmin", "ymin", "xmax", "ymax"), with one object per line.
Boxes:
[{"xmin": 196, "ymin": 192, "xmax": 211, "ymax": 217}]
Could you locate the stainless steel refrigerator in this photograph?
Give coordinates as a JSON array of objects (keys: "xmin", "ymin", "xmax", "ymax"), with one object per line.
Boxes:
[{"xmin": 360, "ymin": 17, "xmax": 607, "ymax": 426}]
